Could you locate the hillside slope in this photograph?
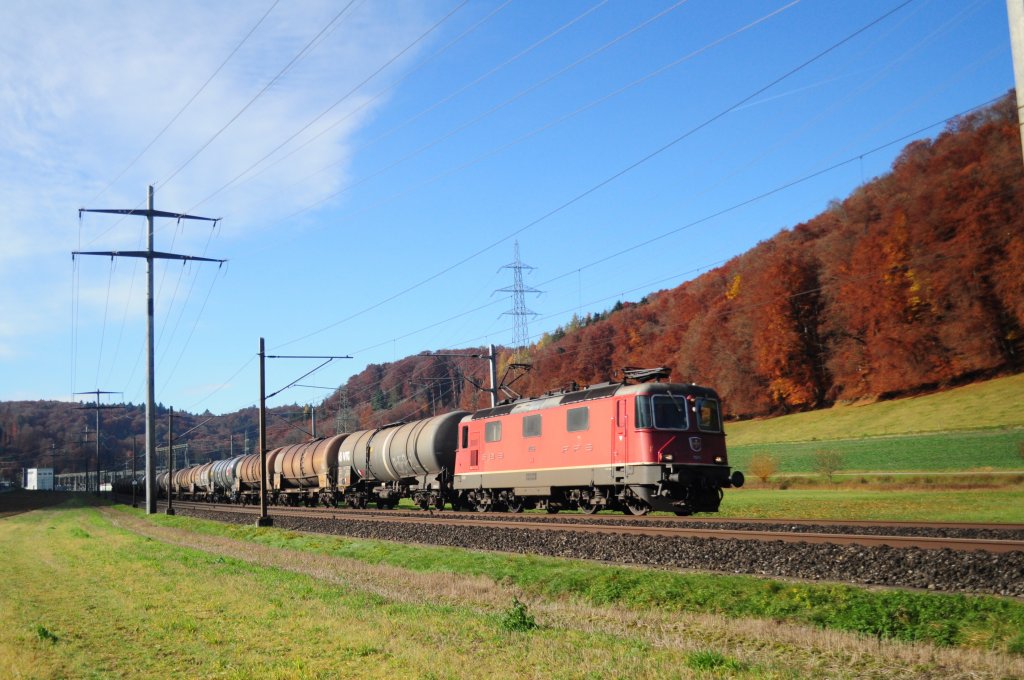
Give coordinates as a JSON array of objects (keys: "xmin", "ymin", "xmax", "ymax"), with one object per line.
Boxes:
[
  {"xmin": 329, "ymin": 93, "xmax": 1024, "ymax": 425},
  {"xmin": 726, "ymin": 372, "xmax": 1024, "ymax": 446}
]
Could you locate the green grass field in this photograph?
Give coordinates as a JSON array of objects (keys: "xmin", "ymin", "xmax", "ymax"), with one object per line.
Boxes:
[
  {"xmin": 1, "ymin": 498, "xmax": 1021, "ymax": 679},
  {"xmin": 728, "ymin": 429, "xmax": 1024, "ymax": 474},
  {"xmin": 725, "ymin": 373, "xmax": 1024, "ymax": 445},
  {"xmin": 722, "ymin": 374, "xmax": 1024, "ymax": 486}
]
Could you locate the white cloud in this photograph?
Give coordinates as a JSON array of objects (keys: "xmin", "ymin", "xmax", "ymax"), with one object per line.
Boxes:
[
  {"xmin": 0, "ymin": 0, "xmax": 435, "ymax": 404},
  {"xmin": 0, "ymin": 0, "xmax": 431, "ymax": 257}
]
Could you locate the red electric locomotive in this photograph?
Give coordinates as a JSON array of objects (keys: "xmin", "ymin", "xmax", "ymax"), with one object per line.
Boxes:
[{"xmin": 454, "ymin": 368, "xmax": 744, "ymax": 515}]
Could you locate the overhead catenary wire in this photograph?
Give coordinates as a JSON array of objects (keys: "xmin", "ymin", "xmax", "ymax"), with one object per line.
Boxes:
[
  {"xmin": 306, "ymin": 92, "xmax": 1007, "ymax": 380},
  {"xmin": 184, "ymin": 84, "xmax": 998, "ymax": 416},
  {"xmin": 271, "ymin": 0, "xmax": 696, "ymax": 225},
  {"xmin": 264, "ymin": 1, "xmax": 914, "ymax": 358},
  {"xmin": 187, "ymin": 0, "xmax": 479, "ymax": 213},
  {"xmin": 273, "ymin": 0, "xmax": 804, "ymax": 244},
  {"xmin": 88, "ymin": 0, "xmax": 282, "ymax": 207},
  {"xmin": 154, "ymin": 0, "xmax": 363, "ymax": 194},
  {"xmin": 232, "ymin": 0, "xmax": 613, "ymax": 203}
]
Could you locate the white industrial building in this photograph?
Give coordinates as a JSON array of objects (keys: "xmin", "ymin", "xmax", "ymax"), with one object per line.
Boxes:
[{"xmin": 25, "ymin": 468, "xmax": 54, "ymax": 491}]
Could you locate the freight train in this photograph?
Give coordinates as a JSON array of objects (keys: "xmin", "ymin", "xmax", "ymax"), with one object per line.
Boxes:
[{"xmin": 122, "ymin": 369, "xmax": 744, "ymax": 515}]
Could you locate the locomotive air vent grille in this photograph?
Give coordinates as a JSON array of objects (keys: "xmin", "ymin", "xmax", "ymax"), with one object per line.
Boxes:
[{"xmin": 559, "ymin": 384, "xmax": 621, "ymax": 405}]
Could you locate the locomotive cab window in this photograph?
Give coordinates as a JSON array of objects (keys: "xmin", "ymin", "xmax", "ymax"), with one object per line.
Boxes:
[
  {"xmin": 696, "ymin": 398, "xmax": 722, "ymax": 432},
  {"xmin": 522, "ymin": 414, "xmax": 542, "ymax": 438},
  {"xmin": 635, "ymin": 395, "xmax": 687, "ymax": 430},
  {"xmin": 485, "ymin": 421, "xmax": 502, "ymax": 442},
  {"xmin": 653, "ymin": 395, "xmax": 688, "ymax": 429},
  {"xmin": 566, "ymin": 406, "xmax": 589, "ymax": 432},
  {"xmin": 461, "ymin": 425, "xmax": 468, "ymax": 449}
]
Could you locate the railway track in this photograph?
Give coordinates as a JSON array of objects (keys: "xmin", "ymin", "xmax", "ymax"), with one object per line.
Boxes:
[{"xmin": 163, "ymin": 500, "xmax": 1024, "ymax": 554}]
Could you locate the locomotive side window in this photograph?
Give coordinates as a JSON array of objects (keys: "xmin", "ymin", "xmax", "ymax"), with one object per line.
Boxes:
[
  {"xmin": 566, "ymin": 406, "xmax": 589, "ymax": 432},
  {"xmin": 696, "ymin": 398, "xmax": 722, "ymax": 432},
  {"xmin": 635, "ymin": 396, "xmax": 653, "ymax": 429},
  {"xmin": 485, "ymin": 421, "xmax": 502, "ymax": 442},
  {"xmin": 461, "ymin": 425, "xmax": 468, "ymax": 449},
  {"xmin": 522, "ymin": 414, "xmax": 542, "ymax": 438}
]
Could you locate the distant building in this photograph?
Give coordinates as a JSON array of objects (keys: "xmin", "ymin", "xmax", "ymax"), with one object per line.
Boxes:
[{"xmin": 25, "ymin": 468, "xmax": 54, "ymax": 491}]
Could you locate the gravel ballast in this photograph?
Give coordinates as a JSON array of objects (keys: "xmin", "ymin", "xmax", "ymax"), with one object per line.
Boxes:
[{"xmin": 175, "ymin": 507, "xmax": 1024, "ymax": 598}]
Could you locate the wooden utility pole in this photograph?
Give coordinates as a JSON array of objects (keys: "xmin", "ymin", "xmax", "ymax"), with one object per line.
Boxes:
[{"xmin": 73, "ymin": 186, "xmax": 225, "ymax": 514}]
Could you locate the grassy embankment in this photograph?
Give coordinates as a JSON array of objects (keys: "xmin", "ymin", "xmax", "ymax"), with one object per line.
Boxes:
[
  {"xmin": 716, "ymin": 374, "xmax": 1024, "ymax": 522},
  {"xmin": 2, "ymin": 496, "xmax": 1022, "ymax": 679}
]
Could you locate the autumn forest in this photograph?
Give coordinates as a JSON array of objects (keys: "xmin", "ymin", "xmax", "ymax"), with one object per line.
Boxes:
[{"xmin": 2, "ymin": 93, "xmax": 1022, "ymax": 474}]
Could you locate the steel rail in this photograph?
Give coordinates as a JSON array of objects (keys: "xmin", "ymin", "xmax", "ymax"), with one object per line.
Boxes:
[{"xmin": 162, "ymin": 500, "xmax": 1024, "ymax": 554}]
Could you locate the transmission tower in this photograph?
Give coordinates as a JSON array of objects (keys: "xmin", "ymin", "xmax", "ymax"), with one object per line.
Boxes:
[
  {"xmin": 495, "ymin": 241, "xmax": 541, "ymax": 364},
  {"xmin": 73, "ymin": 185, "xmax": 225, "ymax": 514}
]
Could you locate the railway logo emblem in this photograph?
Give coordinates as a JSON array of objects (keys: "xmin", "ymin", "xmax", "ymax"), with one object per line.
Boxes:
[{"xmin": 689, "ymin": 436, "xmax": 702, "ymax": 452}]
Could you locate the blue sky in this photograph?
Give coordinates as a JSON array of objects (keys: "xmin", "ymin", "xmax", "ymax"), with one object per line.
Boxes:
[{"xmin": 0, "ymin": 0, "xmax": 1015, "ymax": 415}]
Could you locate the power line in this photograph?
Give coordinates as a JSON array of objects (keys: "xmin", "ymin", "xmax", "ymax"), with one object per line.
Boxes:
[
  {"xmin": 495, "ymin": 241, "xmax": 540, "ymax": 362},
  {"xmin": 293, "ymin": 0, "xmax": 802, "ymax": 226},
  {"xmin": 90, "ymin": 0, "xmax": 281, "ymax": 205},
  {"xmin": 252, "ymin": 0, "xmax": 611, "ymax": 201},
  {"xmin": 187, "ymin": 87, "xmax": 1001, "ymax": 417},
  {"xmin": 187, "ymin": 0, "xmax": 475, "ymax": 212},
  {"xmin": 156, "ymin": 0, "xmax": 362, "ymax": 192},
  {"xmin": 274, "ymin": 0, "xmax": 916, "ymax": 351},
  {"xmin": 73, "ymin": 186, "xmax": 226, "ymax": 515},
  {"xmin": 344, "ymin": 94, "xmax": 1005, "ymax": 371},
  {"xmin": 275, "ymin": 0, "xmax": 693, "ymax": 224}
]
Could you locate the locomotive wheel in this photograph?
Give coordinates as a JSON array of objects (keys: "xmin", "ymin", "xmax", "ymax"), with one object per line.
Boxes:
[
  {"xmin": 505, "ymin": 500, "xmax": 525, "ymax": 513},
  {"xmin": 674, "ymin": 509, "xmax": 692, "ymax": 516},
  {"xmin": 579, "ymin": 501, "xmax": 601, "ymax": 515},
  {"xmin": 545, "ymin": 506, "xmax": 560, "ymax": 514},
  {"xmin": 377, "ymin": 501, "xmax": 388, "ymax": 510},
  {"xmin": 475, "ymin": 498, "xmax": 492, "ymax": 513},
  {"xmin": 623, "ymin": 500, "xmax": 651, "ymax": 516}
]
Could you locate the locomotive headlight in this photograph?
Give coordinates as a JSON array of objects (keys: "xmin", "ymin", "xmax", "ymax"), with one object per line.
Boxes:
[
  {"xmin": 662, "ymin": 453, "xmax": 674, "ymax": 461},
  {"xmin": 714, "ymin": 456, "xmax": 724, "ymax": 464}
]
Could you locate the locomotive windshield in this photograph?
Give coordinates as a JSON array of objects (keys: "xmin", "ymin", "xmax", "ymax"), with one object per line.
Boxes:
[
  {"xmin": 696, "ymin": 398, "xmax": 722, "ymax": 432},
  {"xmin": 635, "ymin": 395, "xmax": 688, "ymax": 430}
]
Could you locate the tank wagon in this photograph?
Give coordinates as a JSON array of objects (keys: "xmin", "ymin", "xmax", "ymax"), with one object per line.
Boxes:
[
  {"xmin": 338, "ymin": 411, "xmax": 469, "ymax": 509},
  {"xmin": 154, "ymin": 370, "xmax": 743, "ymax": 515}
]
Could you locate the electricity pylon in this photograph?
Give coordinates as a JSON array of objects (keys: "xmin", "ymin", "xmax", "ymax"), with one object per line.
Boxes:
[{"xmin": 73, "ymin": 185, "xmax": 225, "ymax": 514}]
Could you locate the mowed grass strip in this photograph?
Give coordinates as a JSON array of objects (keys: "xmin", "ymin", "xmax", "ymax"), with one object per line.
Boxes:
[
  {"xmin": 716, "ymin": 487, "xmax": 1024, "ymax": 523},
  {"xmin": 0, "ymin": 502, "xmax": 729, "ymax": 679},
  {"xmin": 125, "ymin": 506, "xmax": 1024, "ymax": 657},
  {"xmin": 3, "ymin": 500, "xmax": 1022, "ymax": 679}
]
